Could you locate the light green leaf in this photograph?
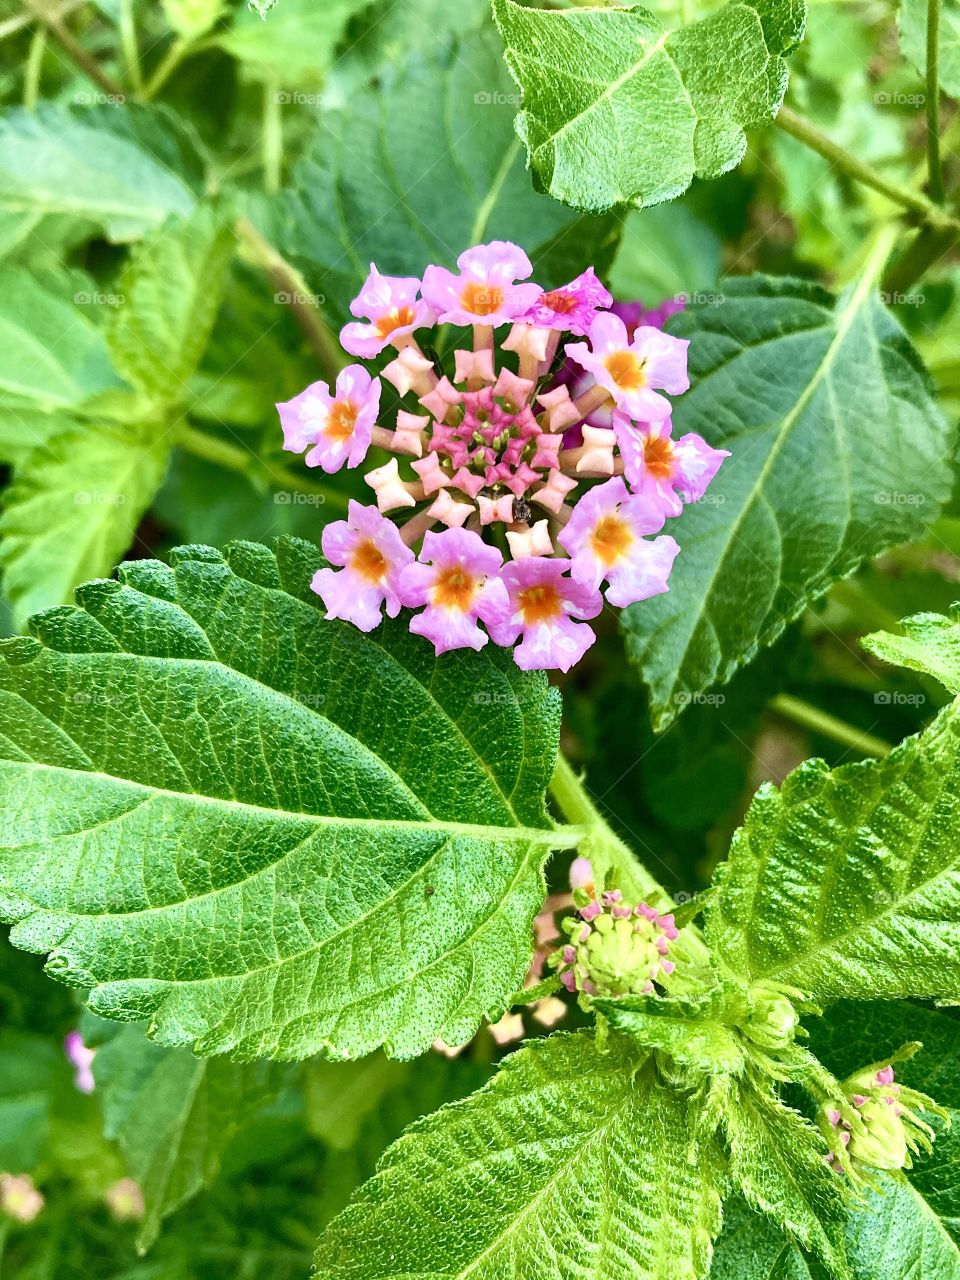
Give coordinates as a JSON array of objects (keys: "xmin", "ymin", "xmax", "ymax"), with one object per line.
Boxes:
[
  {"xmin": 862, "ymin": 605, "xmax": 960, "ymax": 695},
  {"xmin": 0, "ymin": 538, "xmax": 563, "ymax": 1061},
  {"xmin": 493, "ymin": 0, "xmax": 804, "ymax": 213},
  {"xmin": 609, "ymin": 204, "xmax": 722, "ymax": 306},
  {"xmin": 0, "ymin": 1030, "xmax": 64, "ymax": 1170},
  {"xmin": 900, "ymin": 0, "xmax": 960, "ymax": 99},
  {"xmin": 306, "ymin": 1055, "xmax": 407, "ymax": 1152},
  {"xmin": 93, "ymin": 1024, "xmax": 276, "ymax": 1251},
  {"xmin": 106, "ymin": 205, "xmax": 235, "ymax": 407},
  {"xmin": 318, "ymin": 1031, "xmax": 726, "ymax": 1279},
  {"xmin": 711, "ymin": 1198, "xmax": 823, "ymax": 1280},
  {"xmin": 724, "ymin": 1079, "xmax": 848, "ymax": 1275},
  {"xmin": 706, "ymin": 701, "xmax": 960, "ymax": 1001},
  {"xmin": 845, "ymin": 1175, "xmax": 960, "ymax": 1279},
  {"xmin": 276, "ymin": 24, "xmax": 619, "ymax": 323},
  {"xmin": 0, "ymin": 268, "xmax": 120, "ymax": 416},
  {"xmin": 0, "ymin": 105, "xmax": 203, "ymax": 242},
  {"xmin": 220, "ymin": 0, "xmax": 370, "ymax": 81},
  {"xmin": 621, "ymin": 272, "xmax": 954, "ymax": 732},
  {"xmin": 591, "ymin": 989, "xmax": 747, "ymax": 1075},
  {"xmin": 162, "ymin": 0, "xmax": 225, "ymax": 40},
  {"xmin": 0, "ymin": 423, "xmax": 170, "ymax": 624}
]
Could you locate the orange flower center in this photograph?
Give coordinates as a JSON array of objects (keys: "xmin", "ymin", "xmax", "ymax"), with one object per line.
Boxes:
[
  {"xmin": 349, "ymin": 539, "xmax": 388, "ymax": 584},
  {"xmin": 516, "ymin": 582, "xmax": 563, "ymax": 625},
  {"xmin": 460, "ymin": 281, "xmax": 505, "ymax": 317},
  {"xmin": 590, "ymin": 514, "xmax": 634, "ymax": 567},
  {"xmin": 540, "ymin": 289, "xmax": 578, "ymax": 315},
  {"xmin": 643, "ymin": 435, "xmax": 675, "ymax": 479},
  {"xmin": 374, "ymin": 306, "xmax": 416, "ymax": 339},
  {"xmin": 604, "ymin": 350, "xmax": 647, "ymax": 391},
  {"xmin": 326, "ymin": 400, "xmax": 358, "ymax": 441},
  {"xmin": 432, "ymin": 564, "xmax": 479, "ymax": 612}
]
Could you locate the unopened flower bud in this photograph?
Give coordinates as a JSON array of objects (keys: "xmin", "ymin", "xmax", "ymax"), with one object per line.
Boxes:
[{"xmin": 741, "ymin": 983, "xmax": 798, "ymax": 1051}]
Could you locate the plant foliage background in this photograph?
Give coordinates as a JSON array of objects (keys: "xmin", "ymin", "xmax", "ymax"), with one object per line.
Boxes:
[{"xmin": 0, "ymin": 0, "xmax": 959, "ymax": 1276}]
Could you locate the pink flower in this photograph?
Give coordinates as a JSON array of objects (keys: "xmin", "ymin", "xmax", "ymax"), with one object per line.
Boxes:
[
  {"xmin": 558, "ymin": 477, "xmax": 679, "ymax": 607},
  {"xmin": 522, "ymin": 268, "xmax": 613, "ymax": 335},
  {"xmin": 64, "ymin": 1030, "xmax": 95, "ymax": 1094},
  {"xmin": 421, "ymin": 242, "xmax": 542, "ymax": 328},
  {"xmin": 311, "ymin": 501, "xmax": 414, "ymax": 631},
  {"xmin": 397, "ymin": 528, "xmax": 508, "ymax": 655},
  {"xmin": 615, "ymin": 416, "xmax": 729, "ymax": 516},
  {"xmin": 486, "ymin": 558, "xmax": 602, "ymax": 672},
  {"xmin": 340, "ymin": 264, "xmax": 436, "ymax": 358},
  {"xmin": 565, "ymin": 313, "xmax": 689, "ymax": 421},
  {"xmin": 277, "ymin": 366, "xmax": 380, "ymax": 473},
  {"xmin": 611, "ymin": 297, "xmax": 685, "ymax": 336}
]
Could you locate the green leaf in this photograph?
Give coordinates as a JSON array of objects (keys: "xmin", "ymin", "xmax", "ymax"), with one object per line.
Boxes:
[
  {"xmin": 0, "ymin": 423, "xmax": 170, "ymax": 625},
  {"xmin": 305, "ymin": 1055, "xmax": 408, "ymax": 1151},
  {"xmin": 845, "ymin": 1175, "xmax": 960, "ymax": 1279},
  {"xmin": 93, "ymin": 1024, "xmax": 276, "ymax": 1251},
  {"xmin": 106, "ymin": 205, "xmax": 235, "ymax": 407},
  {"xmin": 862, "ymin": 605, "xmax": 960, "ymax": 695},
  {"xmin": 318, "ymin": 1031, "xmax": 726, "ymax": 1279},
  {"xmin": 609, "ymin": 204, "xmax": 722, "ymax": 306},
  {"xmin": 591, "ymin": 989, "xmax": 748, "ymax": 1075},
  {"xmin": 275, "ymin": 24, "xmax": 619, "ymax": 323},
  {"xmin": 0, "ymin": 268, "xmax": 120, "ymax": 416},
  {"xmin": 707, "ymin": 701, "xmax": 960, "ymax": 1001},
  {"xmin": 711, "ymin": 1198, "xmax": 824, "ymax": 1280},
  {"xmin": 492, "ymin": 0, "xmax": 804, "ymax": 213},
  {"xmin": 0, "ymin": 1030, "xmax": 65, "ymax": 1170},
  {"xmin": 0, "ymin": 538, "xmax": 563, "ymax": 1061},
  {"xmin": 621, "ymin": 272, "xmax": 955, "ymax": 731},
  {"xmin": 0, "ymin": 105, "xmax": 203, "ymax": 242},
  {"xmin": 724, "ymin": 1079, "xmax": 848, "ymax": 1275},
  {"xmin": 220, "ymin": 0, "xmax": 370, "ymax": 82},
  {"xmin": 900, "ymin": 0, "xmax": 960, "ymax": 99}
]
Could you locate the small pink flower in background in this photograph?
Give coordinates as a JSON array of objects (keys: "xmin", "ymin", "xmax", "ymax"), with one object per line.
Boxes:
[
  {"xmin": 486, "ymin": 558, "xmax": 602, "ymax": 672},
  {"xmin": 64, "ymin": 1030, "xmax": 95, "ymax": 1094},
  {"xmin": 0, "ymin": 1173, "xmax": 43, "ymax": 1224},
  {"xmin": 340, "ymin": 264, "xmax": 436, "ymax": 357},
  {"xmin": 397, "ymin": 528, "xmax": 509, "ymax": 655},
  {"xmin": 558, "ymin": 477, "xmax": 679, "ymax": 608},
  {"xmin": 277, "ymin": 366, "xmax": 380, "ymax": 473},
  {"xmin": 611, "ymin": 297, "xmax": 685, "ymax": 335},
  {"xmin": 422, "ymin": 241, "xmax": 542, "ymax": 328},
  {"xmin": 523, "ymin": 267, "xmax": 613, "ymax": 335},
  {"xmin": 566, "ymin": 313, "xmax": 689, "ymax": 422},
  {"xmin": 312, "ymin": 501, "xmax": 413, "ymax": 632},
  {"xmin": 615, "ymin": 416, "xmax": 730, "ymax": 517}
]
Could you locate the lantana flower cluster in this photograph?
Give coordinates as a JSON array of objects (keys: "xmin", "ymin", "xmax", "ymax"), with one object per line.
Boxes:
[
  {"xmin": 549, "ymin": 856, "xmax": 679, "ymax": 997},
  {"xmin": 278, "ymin": 241, "xmax": 728, "ymax": 671},
  {"xmin": 821, "ymin": 1060, "xmax": 943, "ymax": 1175}
]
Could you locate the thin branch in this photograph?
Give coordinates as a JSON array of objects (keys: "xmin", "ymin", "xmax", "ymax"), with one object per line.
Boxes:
[
  {"xmin": 22, "ymin": 0, "xmax": 124, "ymax": 98},
  {"xmin": 926, "ymin": 0, "xmax": 945, "ymax": 202},
  {"xmin": 768, "ymin": 694, "xmax": 892, "ymax": 759}
]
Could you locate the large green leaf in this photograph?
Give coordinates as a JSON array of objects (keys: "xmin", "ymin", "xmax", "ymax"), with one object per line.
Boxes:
[
  {"xmin": 621, "ymin": 273, "xmax": 954, "ymax": 731},
  {"xmin": 0, "ymin": 423, "xmax": 170, "ymax": 625},
  {"xmin": 106, "ymin": 205, "xmax": 235, "ymax": 408},
  {"xmin": 220, "ymin": 0, "xmax": 370, "ymax": 82},
  {"xmin": 317, "ymin": 1031, "xmax": 726, "ymax": 1279},
  {"xmin": 899, "ymin": 0, "xmax": 960, "ymax": 99},
  {"xmin": 845, "ymin": 1176, "xmax": 960, "ymax": 1279},
  {"xmin": 0, "ymin": 105, "xmax": 203, "ymax": 242},
  {"xmin": 862, "ymin": 606, "xmax": 960, "ymax": 695},
  {"xmin": 93, "ymin": 1024, "xmax": 276, "ymax": 1250},
  {"xmin": 275, "ymin": 23, "xmax": 619, "ymax": 323},
  {"xmin": 706, "ymin": 701, "xmax": 960, "ymax": 1000},
  {"xmin": 493, "ymin": 0, "xmax": 804, "ymax": 213},
  {"xmin": 0, "ymin": 538, "xmax": 563, "ymax": 1061},
  {"xmin": 711, "ymin": 1198, "xmax": 824, "ymax": 1280}
]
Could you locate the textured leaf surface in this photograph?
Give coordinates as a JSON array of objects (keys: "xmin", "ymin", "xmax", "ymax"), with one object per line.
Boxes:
[
  {"xmin": 106, "ymin": 205, "xmax": 234, "ymax": 407},
  {"xmin": 724, "ymin": 1081, "xmax": 847, "ymax": 1275},
  {"xmin": 845, "ymin": 1176, "xmax": 960, "ymax": 1279},
  {"xmin": 707, "ymin": 702, "xmax": 960, "ymax": 999},
  {"xmin": 493, "ymin": 0, "xmax": 804, "ymax": 212},
  {"xmin": 711, "ymin": 1198, "xmax": 823, "ymax": 1280},
  {"xmin": 0, "ymin": 423, "xmax": 169, "ymax": 624},
  {"xmin": 94, "ymin": 1025, "xmax": 276, "ymax": 1250},
  {"xmin": 317, "ymin": 1031, "xmax": 726, "ymax": 1279},
  {"xmin": 900, "ymin": 0, "xmax": 960, "ymax": 98},
  {"xmin": 275, "ymin": 22, "xmax": 619, "ymax": 322},
  {"xmin": 591, "ymin": 990, "xmax": 747, "ymax": 1075},
  {"xmin": 0, "ymin": 105, "xmax": 203, "ymax": 242},
  {"xmin": 621, "ymin": 274, "xmax": 954, "ymax": 731},
  {"xmin": 862, "ymin": 606, "xmax": 960, "ymax": 695},
  {"xmin": 0, "ymin": 538, "xmax": 562, "ymax": 1061}
]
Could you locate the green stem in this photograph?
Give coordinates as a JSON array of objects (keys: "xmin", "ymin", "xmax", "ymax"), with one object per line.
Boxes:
[
  {"xmin": 234, "ymin": 217, "xmax": 344, "ymax": 378},
  {"xmin": 768, "ymin": 694, "xmax": 892, "ymax": 758},
  {"xmin": 262, "ymin": 78, "xmax": 283, "ymax": 194},
  {"xmin": 118, "ymin": 0, "xmax": 142, "ymax": 93},
  {"xmin": 142, "ymin": 35, "xmax": 190, "ymax": 99},
  {"xmin": 23, "ymin": 0, "xmax": 124, "ymax": 97},
  {"xmin": 775, "ymin": 105, "xmax": 958, "ymax": 230},
  {"xmin": 176, "ymin": 423, "xmax": 350, "ymax": 513},
  {"xmin": 881, "ymin": 222, "xmax": 960, "ymax": 296},
  {"xmin": 926, "ymin": 0, "xmax": 944, "ymax": 203},
  {"xmin": 23, "ymin": 24, "xmax": 45, "ymax": 107}
]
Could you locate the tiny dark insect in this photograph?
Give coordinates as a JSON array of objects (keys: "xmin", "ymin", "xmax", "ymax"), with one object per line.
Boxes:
[
  {"xmin": 425, "ymin": 885, "xmax": 435, "ymax": 897},
  {"xmin": 512, "ymin": 498, "xmax": 532, "ymax": 523}
]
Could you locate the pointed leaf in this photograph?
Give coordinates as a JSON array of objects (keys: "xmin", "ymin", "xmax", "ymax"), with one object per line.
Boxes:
[
  {"xmin": 621, "ymin": 274, "xmax": 954, "ymax": 731},
  {"xmin": 711, "ymin": 1198, "xmax": 824, "ymax": 1280},
  {"xmin": 317, "ymin": 1031, "xmax": 726, "ymax": 1279},
  {"xmin": 899, "ymin": 0, "xmax": 960, "ymax": 99},
  {"xmin": 862, "ymin": 605, "xmax": 960, "ymax": 695},
  {"xmin": 0, "ymin": 538, "xmax": 562, "ymax": 1061},
  {"xmin": 707, "ymin": 702, "xmax": 960, "ymax": 1000},
  {"xmin": 493, "ymin": 0, "xmax": 804, "ymax": 213},
  {"xmin": 591, "ymin": 989, "xmax": 747, "ymax": 1075}
]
